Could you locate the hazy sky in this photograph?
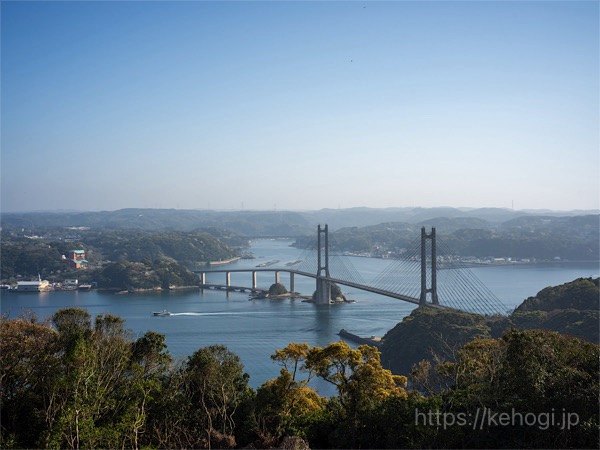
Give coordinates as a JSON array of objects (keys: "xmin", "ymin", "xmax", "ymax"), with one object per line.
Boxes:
[{"xmin": 1, "ymin": 1, "xmax": 598, "ymax": 212}]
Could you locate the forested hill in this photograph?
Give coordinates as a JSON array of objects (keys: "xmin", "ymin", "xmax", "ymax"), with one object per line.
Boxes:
[
  {"xmin": 381, "ymin": 277, "xmax": 600, "ymax": 377},
  {"xmin": 310, "ymin": 214, "xmax": 599, "ymax": 260},
  {"xmin": 83, "ymin": 230, "xmax": 236, "ymax": 267},
  {"xmin": 515, "ymin": 277, "xmax": 599, "ymax": 312},
  {"xmin": 0, "ymin": 229, "xmax": 237, "ymax": 281},
  {"xmin": 95, "ymin": 260, "xmax": 200, "ymax": 291}
]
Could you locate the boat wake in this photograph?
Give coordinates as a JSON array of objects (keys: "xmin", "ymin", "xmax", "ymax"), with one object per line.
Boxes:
[{"xmin": 169, "ymin": 311, "xmax": 278, "ymax": 316}]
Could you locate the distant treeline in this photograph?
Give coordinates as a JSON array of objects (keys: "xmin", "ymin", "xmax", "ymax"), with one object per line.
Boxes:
[
  {"xmin": 296, "ymin": 215, "xmax": 599, "ymax": 260},
  {"xmin": 3, "ymin": 208, "xmax": 597, "ymax": 263},
  {"xmin": 2, "ymin": 206, "xmax": 598, "ymax": 236}
]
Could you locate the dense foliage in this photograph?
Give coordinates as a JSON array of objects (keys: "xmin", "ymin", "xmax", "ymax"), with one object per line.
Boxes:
[
  {"xmin": 381, "ymin": 306, "xmax": 494, "ymax": 376},
  {"xmin": 1, "ymin": 308, "xmax": 598, "ymax": 449},
  {"xmin": 95, "ymin": 260, "xmax": 200, "ymax": 290},
  {"xmin": 1, "ymin": 278, "xmax": 598, "ymax": 448},
  {"xmin": 444, "ymin": 226, "xmax": 598, "ymax": 260},
  {"xmin": 421, "ymin": 330, "xmax": 599, "ymax": 449},
  {"xmin": 381, "ymin": 277, "xmax": 599, "ymax": 377},
  {"xmin": 0, "ymin": 237, "xmax": 78, "ymax": 280},
  {"xmin": 515, "ymin": 277, "xmax": 599, "ymax": 312},
  {"xmin": 0, "ymin": 228, "xmax": 237, "ymax": 282},
  {"xmin": 84, "ymin": 230, "xmax": 236, "ymax": 267}
]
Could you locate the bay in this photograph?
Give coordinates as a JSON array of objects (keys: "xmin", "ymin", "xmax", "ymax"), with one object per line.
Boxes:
[{"xmin": 1, "ymin": 238, "xmax": 597, "ymax": 392}]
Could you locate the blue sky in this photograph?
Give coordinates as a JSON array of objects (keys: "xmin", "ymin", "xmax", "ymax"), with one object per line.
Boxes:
[{"xmin": 1, "ymin": 0, "xmax": 598, "ymax": 212}]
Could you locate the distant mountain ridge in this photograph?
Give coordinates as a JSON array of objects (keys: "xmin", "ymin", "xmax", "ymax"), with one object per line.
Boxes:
[
  {"xmin": 0, "ymin": 209, "xmax": 313, "ymax": 236},
  {"xmin": 2, "ymin": 206, "xmax": 597, "ymax": 236}
]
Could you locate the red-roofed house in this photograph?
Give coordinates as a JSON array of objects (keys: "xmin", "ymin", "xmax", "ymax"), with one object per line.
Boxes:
[{"xmin": 66, "ymin": 249, "xmax": 88, "ymax": 269}]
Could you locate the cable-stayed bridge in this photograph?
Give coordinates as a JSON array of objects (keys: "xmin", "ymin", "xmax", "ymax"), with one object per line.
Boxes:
[{"xmin": 197, "ymin": 225, "xmax": 508, "ymax": 316}]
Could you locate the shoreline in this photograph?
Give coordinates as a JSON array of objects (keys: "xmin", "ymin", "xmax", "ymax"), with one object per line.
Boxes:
[
  {"xmin": 192, "ymin": 257, "xmax": 241, "ymax": 268},
  {"xmin": 288, "ymin": 249, "xmax": 599, "ymax": 267},
  {"xmin": 105, "ymin": 286, "xmax": 200, "ymax": 294}
]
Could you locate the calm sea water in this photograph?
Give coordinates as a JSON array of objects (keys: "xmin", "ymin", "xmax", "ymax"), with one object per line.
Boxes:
[{"xmin": 2, "ymin": 239, "xmax": 597, "ymax": 392}]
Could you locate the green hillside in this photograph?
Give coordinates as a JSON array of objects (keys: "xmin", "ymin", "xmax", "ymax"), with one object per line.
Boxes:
[
  {"xmin": 85, "ymin": 230, "xmax": 236, "ymax": 267},
  {"xmin": 0, "ymin": 228, "xmax": 238, "ymax": 282},
  {"xmin": 380, "ymin": 277, "xmax": 600, "ymax": 377},
  {"xmin": 95, "ymin": 259, "xmax": 199, "ymax": 291}
]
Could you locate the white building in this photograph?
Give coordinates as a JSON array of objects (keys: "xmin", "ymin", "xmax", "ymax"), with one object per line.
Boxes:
[
  {"xmin": 17, "ymin": 280, "xmax": 51, "ymax": 292},
  {"xmin": 17, "ymin": 275, "xmax": 51, "ymax": 292}
]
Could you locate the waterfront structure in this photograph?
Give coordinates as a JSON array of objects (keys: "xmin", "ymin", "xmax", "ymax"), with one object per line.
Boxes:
[{"xmin": 17, "ymin": 275, "xmax": 50, "ymax": 291}]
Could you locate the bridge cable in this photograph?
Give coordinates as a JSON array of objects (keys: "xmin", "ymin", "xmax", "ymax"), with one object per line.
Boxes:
[
  {"xmin": 327, "ymin": 233, "xmax": 367, "ymax": 286},
  {"xmin": 435, "ymin": 240, "xmax": 508, "ymax": 315},
  {"xmin": 369, "ymin": 236, "xmax": 423, "ymax": 299}
]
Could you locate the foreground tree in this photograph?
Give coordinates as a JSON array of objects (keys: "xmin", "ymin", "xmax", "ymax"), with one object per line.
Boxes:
[
  {"xmin": 435, "ymin": 329, "xmax": 600, "ymax": 448},
  {"xmin": 255, "ymin": 343, "xmax": 325, "ymax": 445},
  {"xmin": 254, "ymin": 341, "xmax": 411, "ymax": 448},
  {"xmin": 306, "ymin": 341, "xmax": 407, "ymax": 411},
  {"xmin": 184, "ymin": 345, "xmax": 252, "ymax": 449},
  {"xmin": 0, "ymin": 308, "xmax": 178, "ymax": 450},
  {"xmin": 0, "ymin": 313, "xmax": 59, "ymax": 448},
  {"xmin": 42, "ymin": 310, "xmax": 144, "ymax": 449}
]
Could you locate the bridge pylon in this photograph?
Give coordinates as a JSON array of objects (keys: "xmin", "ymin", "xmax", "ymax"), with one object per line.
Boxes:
[
  {"xmin": 419, "ymin": 227, "xmax": 439, "ymax": 306},
  {"xmin": 315, "ymin": 224, "xmax": 331, "ymax": 304}
]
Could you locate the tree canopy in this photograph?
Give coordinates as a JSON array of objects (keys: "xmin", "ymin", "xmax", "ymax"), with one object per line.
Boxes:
[{"xmin": 1, "ymin": 276, "xmax": 598, "ymax": 449}]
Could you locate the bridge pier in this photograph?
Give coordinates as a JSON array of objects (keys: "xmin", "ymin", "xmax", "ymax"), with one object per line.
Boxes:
[
  {"xmin": 252, "ymin": 271, "xmax": 257, "ymax": 289},
  {"xmin": 225, "ymin": 272, "xmax": 231, "ymax": 288},
  {"xmin": 315, "ymin": 276, "xmax": 331, "ymax": 304},
  {"xmin": 199, "ymin": 272, "xmax": 206, "ymax": 285},
  {"xmin": 275, "ymin": 271, "xmax": 281, "ymax": 285},
  {"xmin": 314, "ymin": 224, "xmax": 332, "ymax": 304},
  {"xmin": 289, "ymin": 272, "xmax": 295, "ymax": 293}
]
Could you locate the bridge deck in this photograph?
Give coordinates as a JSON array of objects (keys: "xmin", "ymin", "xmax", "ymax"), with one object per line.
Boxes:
[
  {"xmin": 196, "ymin": 268, "xmax": 425, "ymax": 306},
  {"xmin": 200, "ymin": 284, "xmax": 267, "ymax": 293}
]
